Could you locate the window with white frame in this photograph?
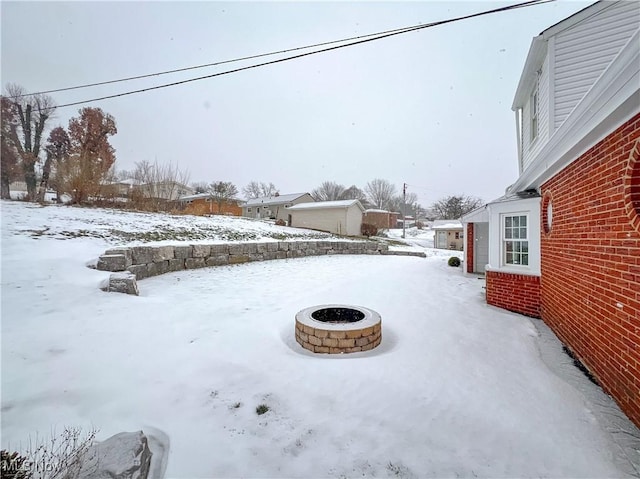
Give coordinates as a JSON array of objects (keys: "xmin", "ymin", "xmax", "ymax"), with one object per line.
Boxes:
[
  {"xmin": 503, "ymin": 214, "xmax": 529, "ymax": 266},
  {"xmin": 530, "ymin": 71, "xmax": 540, "ymax": 142}
]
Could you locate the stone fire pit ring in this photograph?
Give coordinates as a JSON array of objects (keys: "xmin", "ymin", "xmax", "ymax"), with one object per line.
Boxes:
[{"xmin": 295, "ymin": 304, "xmax": 382, "ymax": 354}]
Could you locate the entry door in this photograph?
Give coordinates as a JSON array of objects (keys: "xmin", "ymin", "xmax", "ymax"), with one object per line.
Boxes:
[
  {"xmin": 436, "ymin": 231, "xmax": 448, "ymax": 249},
  {"xmin": 474, "ymin": 222, "xmax": 489, "ymax": 273}
]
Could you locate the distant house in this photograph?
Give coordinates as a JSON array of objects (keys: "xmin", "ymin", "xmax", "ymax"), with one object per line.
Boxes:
[
  {"xmin": 432, "ymin": 220, "xmax": 463, "ymax": 250},
  {"xmin": 242, "ymin": 193, "xmax": 314, "ymax": 222},
  {"xmin": 136, "ymin": 180, "xmax": 193, "ymax": 201},
  {"xmin": 287, "ymin": 199, "xmax": 365, "ymax": 236},
  {"xmin": 102, "ymin": 178, "xmax": 143, "ymax": 199},
  {"xmin": 461, "ymin": 1, "xmax": 640, "ymax": 426},
  {"xmin": 104, "ymin": 179, "xmax": 193, "ymax": 202},
  {"xmin": 177, "ymin": 193, "xmax": 243, "ymax": 216},
  {"xmin": 363, "ymin": 209, "xmax": 396, "ymax": 229}
]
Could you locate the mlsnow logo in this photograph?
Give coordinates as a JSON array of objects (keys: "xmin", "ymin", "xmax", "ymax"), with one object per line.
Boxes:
[{"xmin": 1, "ymin": 453, "xmax": 56, "ymax": 476}]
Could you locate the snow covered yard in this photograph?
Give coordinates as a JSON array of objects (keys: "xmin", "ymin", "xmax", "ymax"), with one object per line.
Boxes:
[{"xmin": 1, "ymin": 201, "xmax": 639, "ymax": 478}]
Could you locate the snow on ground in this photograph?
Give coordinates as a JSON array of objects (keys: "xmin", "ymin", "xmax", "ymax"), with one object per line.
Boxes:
[
  {"xmin": 2, "ymin": 201, "xmax": 639, "ymax": 478},
  {"xmin": 0, "ymin": 201, "xmax": 337, "ymax": 247}
]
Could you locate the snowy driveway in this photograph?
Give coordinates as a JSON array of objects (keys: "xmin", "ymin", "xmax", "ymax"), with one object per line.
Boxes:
[{"xmin": 1, "ymin": 202, "xmax": 639, "ymax": 478}]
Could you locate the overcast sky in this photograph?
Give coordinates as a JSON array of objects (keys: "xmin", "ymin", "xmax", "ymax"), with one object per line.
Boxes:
[{"xmin": 2, "ymin": 1, "xmax": 593, "ymax": 206}]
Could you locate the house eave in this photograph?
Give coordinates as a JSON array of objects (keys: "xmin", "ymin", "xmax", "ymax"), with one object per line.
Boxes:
[
  {"xmin": 512, "ymin": 35, "xmax": 547, "ymax": 110},
  {"xmin": 509, "ymin": 28, "xmax": 640, "ymax": 192}
]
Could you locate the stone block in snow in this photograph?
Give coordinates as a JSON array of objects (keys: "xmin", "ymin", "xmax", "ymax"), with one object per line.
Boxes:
[{"xmin": 108, "ymin": 273, "xmax": 139, "ymax": 295}]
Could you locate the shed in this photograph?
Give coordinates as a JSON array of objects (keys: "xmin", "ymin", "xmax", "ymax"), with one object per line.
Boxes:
[
  {"xmin": 432, "ymin": 220, "xmax": 464, "ymax": 250},
  {"xmin": 287, "ymin": 199, "xmax": 365, "ymax": 236}
]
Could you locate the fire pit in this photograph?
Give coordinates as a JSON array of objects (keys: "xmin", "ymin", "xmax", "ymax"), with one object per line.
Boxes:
[{"xmin": 295, "ymin": 304, "xmax": 382, "ymax": 354}]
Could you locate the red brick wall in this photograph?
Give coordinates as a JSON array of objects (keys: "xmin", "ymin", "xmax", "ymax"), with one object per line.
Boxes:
[
  {"xmin": 466, "ymin": 223, "xmax": 475, "ymax": 274},
  {"xmin": 486, "ymin": 271, "xmax": 541, "ymax": 318},
  {"xmin": 363, "ymin": 211, "xmax": 391, "ymax": 229},
  {"xmin": 540, "ymin": 112, "xmax": 640, "ymax": 427}
]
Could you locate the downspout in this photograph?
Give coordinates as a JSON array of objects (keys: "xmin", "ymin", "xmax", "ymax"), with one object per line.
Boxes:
[{"xmin": 515, "ymin": 108, "xmax": 523, "ymax": 174}]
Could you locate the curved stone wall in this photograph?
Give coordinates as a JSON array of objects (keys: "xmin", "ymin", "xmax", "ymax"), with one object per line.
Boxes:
[{"xmin": 95, "ymin": 240, "xmax": 425, "ymax": 295}]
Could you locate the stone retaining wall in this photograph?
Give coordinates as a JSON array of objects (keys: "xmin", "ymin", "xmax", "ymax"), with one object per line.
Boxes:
[{"xmin": 95, "ymin": 241, "xmax": 425, "ymax": 295}]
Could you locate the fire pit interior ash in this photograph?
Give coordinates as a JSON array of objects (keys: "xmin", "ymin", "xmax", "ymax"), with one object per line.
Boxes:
[
  {"xmin": 295, "ymin": 304, "xmax": 382, "ymax": 354},
  {"xmin": 311, "ymin": 307, "xmax": 365, "ymax": 323}
]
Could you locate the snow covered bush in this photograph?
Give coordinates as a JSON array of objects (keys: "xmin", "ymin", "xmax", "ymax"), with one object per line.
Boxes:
[
  {"xmin": 275, "ymin": 219, "xmax": 286, "ymax": 226},
  {"xmin": 448, "ymin": 256, "xmax": 461, "ymax": 267}
]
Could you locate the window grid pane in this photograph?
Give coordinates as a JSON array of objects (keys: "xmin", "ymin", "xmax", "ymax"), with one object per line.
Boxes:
[{"xmin": 504, "ymin": 215, "xmax": 529, "ymax": 266}]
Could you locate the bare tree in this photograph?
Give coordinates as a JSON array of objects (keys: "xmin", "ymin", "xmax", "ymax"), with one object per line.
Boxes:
[
  {"xmin": 388, "ymin": 192, "xmax": 419, "ymax": 216},
  {"xmin": 131, "ymin": 160, "xmax": 190, "ymax": 209},
  {"xmin": 5, "ymin": 83, "xmax": 56, "ymax": 200},
  {"xmin": 339, "ymin": 185, "xmax": 368, "ymax": 205},
  {"xmin": 242, "ymin": 181, "xmax": 278, "ymax": 199},
  {"xmin": 191, "ymin": 181, "xmax": 209, "ymax": 194},
  {"xmin": 311, "ymin": 181, "xmax": 345, "ymax": 201},
  {"xmin": 0, "ymin": 97, "xmax": 20, "ymax": 199},
  {"xmin": 208, "ymin": 181, "xmax": 239, "ymax": 214},
  {"xmin": 431, "ymin": 195, "xmax": 483, "ymax": 219},
  {"xmin": 364, "ymin": 178, "xmax": 397, "ymax": 210}
]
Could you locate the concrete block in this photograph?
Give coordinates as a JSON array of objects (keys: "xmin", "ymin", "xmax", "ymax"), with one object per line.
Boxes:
[
  {"xmin": 192, "ymin": 245, "xmax": 210, "ymax": 258},
  {"xmin": 174, "ymin": 245, "xmax": 193, "ymax": 259},
  {"xmin": 97, "ymin": 254, "xmax": 128, "ymax": 272},
  {"xmin": 108, "ymin": 273, "xmax": 139, "ymax": 295},
  {"xmin": 152, "ymin": 246, "xmax": 174, "ymax": 262},
  {"xmin": 185, "ymin": 258, "xmax": 206, "ymax": 269},
  {"xmin": 131, "ymin": 246, "xmax": 154, "ymax": 264}
]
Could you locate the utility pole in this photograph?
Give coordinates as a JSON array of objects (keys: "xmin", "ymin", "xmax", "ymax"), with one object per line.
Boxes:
[{"xmin": 402, "ymin": 182, "xmax": 406, "ymax": 239}]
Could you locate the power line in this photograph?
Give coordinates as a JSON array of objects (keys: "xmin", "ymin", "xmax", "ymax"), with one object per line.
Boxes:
[
  {"xmin": 14, "ymin": 24, "xmax": 442, "ymax": 98},
  {"xmin": 25, "ymin": 0, "xmax": 553, "ymax": 111}
]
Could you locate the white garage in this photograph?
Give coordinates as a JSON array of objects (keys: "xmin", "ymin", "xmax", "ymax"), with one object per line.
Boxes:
[{"xmin": 287, "ymin": 199, "xmax": 364, "ymax": 236}]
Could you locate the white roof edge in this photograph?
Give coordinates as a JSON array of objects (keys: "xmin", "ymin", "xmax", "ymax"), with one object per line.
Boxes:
[
  {"xmin": 460, "ymin": 205, "xmax": 489, "ymax": 223},
  {"xmin": 512, "ymin": 35, "xmax": 546, "ymax": 110},
  {"xmin": 288, "ymin": 199, "xmax": 364, "ymax": 211},
  {"xmin": 541, "ymin": 1, "xmax": 612, "ymax": 39}
]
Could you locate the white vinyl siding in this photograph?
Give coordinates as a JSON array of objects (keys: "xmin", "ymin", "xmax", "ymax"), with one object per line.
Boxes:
[
  {"xmin": 521, "ymin": 56, "xmax": 550, "ymax": 172},
  {"xmin": 288, "ymin": 204, "xmax": 363, "ymax": 236},
  {"xmin": 554, "ymin": 1, "xmax": 639, "ymax": 130}
]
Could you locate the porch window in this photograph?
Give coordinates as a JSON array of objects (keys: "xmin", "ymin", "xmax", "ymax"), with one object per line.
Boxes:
[{"xmin": 503, "ymin": 215, "xmax": 529, "ymax": 266}]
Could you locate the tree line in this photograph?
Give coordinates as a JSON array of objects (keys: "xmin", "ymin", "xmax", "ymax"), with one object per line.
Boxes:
[
  {"xmin": 2, "ymin": 84, "xmax": 117, "ymax": 204},
  {"xmin": 1, "ymin": 84, "xmax": 482, "ymax": 219}
]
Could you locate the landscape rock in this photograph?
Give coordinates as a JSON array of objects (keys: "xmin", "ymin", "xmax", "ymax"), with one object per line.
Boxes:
[
  {"xmin": 77, "ymin": 431, "xmax": 152, "ymax": 479},
  {"xmin": 108, "ymin": 273, "xmax": 139, "ymax": 295},
  {"xmin": 97, "ymin": 254, "xmax": 128, "ymax": 272},
  {"xmin": 168, "ymin": 258, "xmax": 185, "ymax": 272},
  {"xmin": 173, "ymin": 245, "xmax": 192, "ymax": 259},
  {"xmin": 152, "ymin": 246, "xmax": 174, "ymax": 262},
  {"xmin": 185, "ymin": 257, "xmax": 205, "ymax": 269},
  {"xmin": 127, "ymin": 264, "xmax": 150, "ymax": 280},
  {"xmin": 131, "ymin": 246, "xmax": 154, "ymax": 264},
  {"xmin": 192, "ymin": 245, "xmax": 210, "ymax": 258},
  {"xmin": 104, "ymin": 248, "xmax": 133, "ymax": 267},
  {"xmin": 209, "ymin": 244, "xmax": 229, "ymax": 255}
]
